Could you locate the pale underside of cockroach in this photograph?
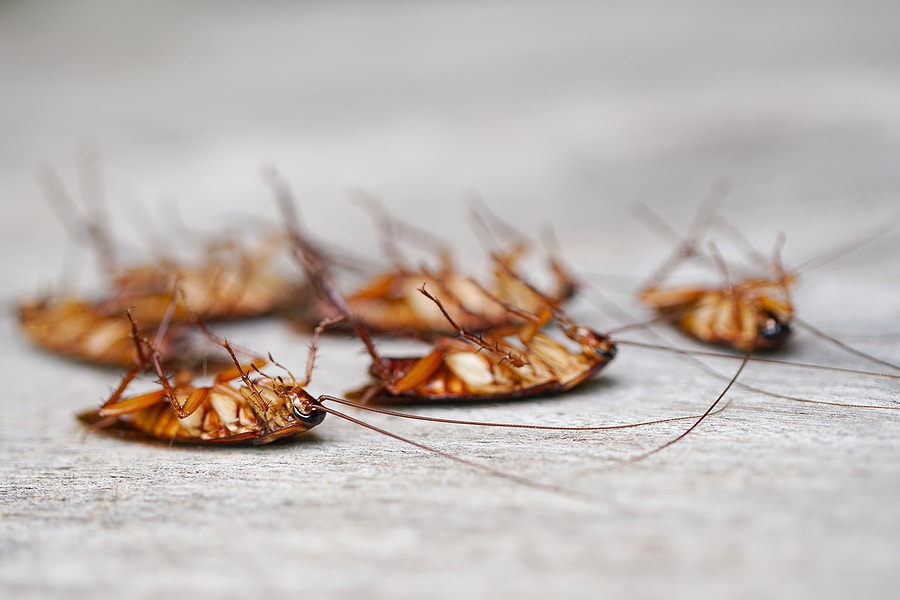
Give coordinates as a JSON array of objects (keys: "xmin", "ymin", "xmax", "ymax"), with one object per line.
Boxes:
[
  {"xmin": 312, "ymin": 271, "xmax": 510, "ymax": 336},
  {"xmin": 639, "ymin": 278, "xmax": 794, "ymax": 352},
  {"xmin": 17, "ymin": 295, "xmax": 192, "ymax": 368},
  {"xmin": 76, "ymin": 295, "xmax": 331, "ymax": 445},
  {"xmin": 23, "ymin": 160, "xmax": 308, "ymax": 368}
]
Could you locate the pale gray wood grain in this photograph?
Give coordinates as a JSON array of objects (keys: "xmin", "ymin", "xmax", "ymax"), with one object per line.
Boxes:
[{"xmin": 1, "ymin": 2, "xmax": 899, "ymax": 599}]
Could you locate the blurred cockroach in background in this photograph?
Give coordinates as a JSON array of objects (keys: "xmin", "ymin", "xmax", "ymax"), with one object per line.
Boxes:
[
  {"xmin": 636, "ymin": 182, "xmax": 900, "ymax": 364},
  {"xmin": 17, "ymin": 152, "xmax": 307, "ymax": 368},
  {"xmin": 294, "ymin": 190, "xmax": 576, "ymax": 339}
]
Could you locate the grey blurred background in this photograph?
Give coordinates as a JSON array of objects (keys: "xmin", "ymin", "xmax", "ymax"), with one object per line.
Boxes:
[
  {"xmin": 2, "ymin": 2, "xmax": 899, "ymax": 599},
  {"xmin": 3, "ymin": 1, "xmax": 899, "ymax": 258}
]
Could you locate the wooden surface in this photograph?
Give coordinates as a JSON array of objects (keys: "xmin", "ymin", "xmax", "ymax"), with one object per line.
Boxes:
[{"xmin": 2, "ymin": 2, "xmax": 899, "ymax": 598}]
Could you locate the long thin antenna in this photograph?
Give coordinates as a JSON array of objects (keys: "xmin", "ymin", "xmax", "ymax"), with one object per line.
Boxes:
[
  {"xmin": 315, "ymin": 396, "xmax": 593, "ymax": 502},
  {"xmin": 320, "ymin": 393, "xmax": 732, "ymax": 431},
  {"xmin": 792, "ymin": 210, "xmax": 900, "ymax": 275},
  {"xmin": 636, "ymin": 178, "xmax": 732, "ymax": 291},
  {"xmin": 626, "ymin": 349, "xmax": 751, "ymax": 463}
]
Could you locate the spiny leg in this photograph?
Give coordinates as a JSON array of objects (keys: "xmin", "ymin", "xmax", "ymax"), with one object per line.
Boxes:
[
  {"xmin": 417, "ymin": 284, "xmax": 527, "ymax": 368},
  {"xmin": 636, "ymin": 178, "xmax": 731, "ymax": 292}
]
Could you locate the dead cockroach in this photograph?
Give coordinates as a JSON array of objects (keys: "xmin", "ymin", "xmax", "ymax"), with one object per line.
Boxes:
[
  {"xmin": 638, "ymin": 243, "xmax": 794, "ymax": 352},
  {"xmin": 18, "ymin": 279, "xmax": 237, "ymax": 370},
  {"xmin": 18, "ymin": 157, "xmax": 306, "ymax": 368},
  {"xmin": 105, "ymin": 230, "xmax": 305, "ymax": 323},
  {"xmin": 297, "ymin": 189, "xmax": 575, "ymax": 338},
  {"xmin": 635, "ymin": 185, "xmax": 900, "ymax": 353},
  {"xmin": 17, "ymin": 293, "xmax": 190, "ymax": 369},
  {"xmin": 349, "ymin": 285, "xmax": 616, "ymax": 403},
  {"xmin": 634, "ymin": 181, "xmax": 793, "ymax": 352},
  {"xmin": 78, "ymin": 308, "xmax": 333, "ymax": 445},
  {"xmin": 33, "ymin": 156, "xmax": 305, "ymax": 324}
]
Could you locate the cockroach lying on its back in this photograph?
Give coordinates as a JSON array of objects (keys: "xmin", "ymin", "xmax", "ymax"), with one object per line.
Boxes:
[
  {"xmin": 17, "ymin": 293, "xmax": 193, "ymax": 369},
  {"xmin": 636, "ymin": 185, "xmax": 900, "ymax": 355},
  {"xmin": 78, "ymin": 304, "xmax": 332, "ymax": 445},
  {"xmin": 297, "ymin": 192, "xmax": 576, "ymax": 339},
  {"xmin": 349, "ymin": 285, "xmax": 616, "ymax": 403},
  {"xmin": 17, "ymin": 155, "xmax": 306, "ymax": 368}
]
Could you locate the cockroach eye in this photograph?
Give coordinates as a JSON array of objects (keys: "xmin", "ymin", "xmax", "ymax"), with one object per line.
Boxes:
[
  {"xmin": 597, "ymin": 344, "xmax": 617, "ymax": 360},
  {"xmin": 293, "ymin": 404, "xmax": 326, "ymax": 426},
  {"xmin": 760, "ymin": 318, "xmax": 790, "ymax": 340}
]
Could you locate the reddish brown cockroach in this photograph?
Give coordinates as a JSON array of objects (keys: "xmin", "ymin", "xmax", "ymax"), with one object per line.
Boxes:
[
  {"xmin": 349, "ymin": 285, "xmax": 616, "ymax": 403},
  {"xmin": 78, "ymin": 308, "xmax": 333, "ymax": 445},
  {"xmin": 298, "ymin": 190, "xmax": 575, "ymax": 339},
  {"xmin": 34, "ymin": 159, "xmax": 304, "ymax": 323},
  {"xmin": 635, "ymin": 186, "xmax": 900, "ymax": 354},
  {"xmin": 639, "ymin": 249, "xmax": 794, "ymax": 352},
  {"xmin": 19, "ymin": 158, "xmax": 306, "ymax": 368},
  {"xmin": 17, "ymin": 293, "xmax": 190, "ymax": 369}
]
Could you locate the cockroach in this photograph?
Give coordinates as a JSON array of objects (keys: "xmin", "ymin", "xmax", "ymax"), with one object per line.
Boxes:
[
  {"xmin": 78, "ymin": 308, "xmax": 334, "ymax": 445},
  {"xmin": 16, "ymin": 293, "xmax": 189, "ymax": 369},
  {"xmin": 635, "ymin": 187, "xmax": 900, "ymax": 353},
  {"xmin": 18, "ymin": 280, "xmax": 235, "ymax": 370},
  {"xmin": 18, "ymin": 158, "xmax": 306, "ymax": 368},
  {"xmin": 639, "ymin": 244, "xmax": 794, "ymax": 352},
  {"xmin": 105, "ymin": 230, "xmax": 304, "ymax": 322},
  {"xmin": 585, "ymin": 269, "xmax": 900, "ymax": 417},
  {"xmin": 33, "ymin": 157, "xmax": 304, "ymax": 324},
  {"xmin": 348, "ymin": 285, "xmax": 616, "ymax": 403},
  {"xmin": 298, "ymin": 190, "xmax": 575, "ymax": 338}
]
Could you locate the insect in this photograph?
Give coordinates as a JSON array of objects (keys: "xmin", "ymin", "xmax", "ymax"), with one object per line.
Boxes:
[
  {"xmin": 18, "ymin": 157, "xmax": 306, "ymax": 367},
  {"xmin": 636, "ymin": 186, "xmax": 900, "ymax": 353},
  {"xmin": 297, "ymin": 191, "xmax": 576, "ymax": 339},
  {"xmin": 17, "ymin": 293, "xmax": 191, "ymax": 368},
  {"xmin": 349, "ymin": 285, "xmax": 616, "ymax": 403},
  {"xmin": 78, "ymin": 306, "xmax": 333, "ymax": 445},
  {"xmin": 638, "ymin": 245, "xmax": 794, "ymax": 352},
  {"xmin": 37, "ymin": 158, "xmax": 305, "ymax": 322}
]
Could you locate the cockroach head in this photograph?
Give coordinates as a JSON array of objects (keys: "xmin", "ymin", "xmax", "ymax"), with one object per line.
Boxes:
[
  {"xmin": 288, "ymin": 387, "xmax": 327, "ymax": 427},
  {"xmin": 573, "ymin": 326, "xmax": 617, "ymax": 360},
  {"xmin": 755, "ymin": 317, "xmax": 792, "ymax": 350}
]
